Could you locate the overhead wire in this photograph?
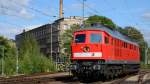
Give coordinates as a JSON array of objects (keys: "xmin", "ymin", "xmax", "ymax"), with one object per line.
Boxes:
[
  {"xmin": 0, "ymin": 4, "xmax": 57, "ymax": 23},
  {"xmin": 0, "ymin": 4, "xmax": 24, "ymax": 27},
  {"xmin": 76, "ymin": 0, "xmax": 101, "ymax": 15},
  {"xmin": 122, "ymin": 0, "xmax": 150, "ymax": 46},
  {"xmin": 104, "ymin": 0, "xmax": 117, "ymax": 12},
  {"xmin": 104, "ymin": 0, "xmax": 145, "ymax": 30},
  {"xmin": 8, "ymin": 0, "xmax": 58, "ymax": 17},
  {"xmin": 123, "ymin": 0, "xmax": 143, "ymax": 30},
  {"xmin": 123, "ymin": 0, "xmax": 134, "ymax": 26},
  {"xmin": 0, "ymin": 4, "xmax": 40, "ymax": 28},
  {"xmin": 76, "ymin": 0, "xmax": 149, "ymax": 32},
  {"xmin": 0, "ymin": 0, "xmax": 59, "ymax": 39},
  {"xmin": 0, "ymin": 4, "xmax": 24, "ymax": 18},
  {"xmin": 0, "ymin": 20, "xmax": 25, "ymax": 28},
  {"xmin": 0, "ymin": 0, "xmax": 57, "ymax": 29},
  {"xmin": 123, "ymin": 0, "xmax": 150, "ymax": 29}
]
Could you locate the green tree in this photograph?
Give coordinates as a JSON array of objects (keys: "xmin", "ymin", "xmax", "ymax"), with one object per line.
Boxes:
[
  {"xmin": 123, "ymin": 26, "xmax": 144, "ymax": 41},
  {"xmin": 148, "ymin": 48, "xmax": 150, "ymax": 64},
  {"xmin": 19, "ymin": 34, "xmax": 56, "ymax": 74},
  {"xmin": 0, "ymin": 36, "xmax": 17, "ymax": 76},
  {"xmin": 61, "ymin": 25, "xmax": 80, "ymax": 61},
  {"xmin": 84, "ymin": 15, "xmax": 116, "ymax": 29}
]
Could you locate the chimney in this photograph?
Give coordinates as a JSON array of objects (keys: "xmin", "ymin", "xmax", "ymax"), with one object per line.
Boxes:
[{"xmin": 59, "ymin": 0, "xmax": 63, "ymax": 18}]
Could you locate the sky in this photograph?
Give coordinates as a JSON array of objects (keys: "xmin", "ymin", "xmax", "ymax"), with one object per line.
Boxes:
[{"xmin": 0, "ymin": 0, "xmax": 150, "ymax": 45}]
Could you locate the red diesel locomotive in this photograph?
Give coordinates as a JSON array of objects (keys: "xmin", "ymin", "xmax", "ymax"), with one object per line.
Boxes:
[{"xmin": 70, "ymin": 24, "xmax": 140, "ymax": 80}]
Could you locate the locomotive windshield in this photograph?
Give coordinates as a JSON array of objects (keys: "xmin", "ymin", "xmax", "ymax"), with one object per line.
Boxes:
[
  {"xmin": 90, "ymin": 33, "xmax": 102, "ymax": 43},
  {"xmin": 75, "ymin": 34, "xmax": 86, "ymax": 43}
]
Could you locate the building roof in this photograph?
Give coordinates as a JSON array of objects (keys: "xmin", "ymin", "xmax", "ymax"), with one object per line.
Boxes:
[{"xmin": 54, "ymin": 16, "xmax": 87, "ymax": 23}]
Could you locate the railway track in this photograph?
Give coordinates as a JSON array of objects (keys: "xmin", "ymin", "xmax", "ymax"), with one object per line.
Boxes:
[
  {"xmin": 0, "ymin": 72, "xmax": 69, "ymax": 84},
  {"xmin": 109, "ymin": 69, "xmax": 150, "ymax": 84},
  {"xmin": 0, "ymin": 69, "xmax": 149, "ymax": 84}
]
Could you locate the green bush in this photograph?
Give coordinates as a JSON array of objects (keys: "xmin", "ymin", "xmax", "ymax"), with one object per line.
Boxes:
[
  {"xmin": 0, "ymin": 35, "xmax": 57, "ymax": 76},
  {"xmin": 140, "ymin": 63, "xmax": 150, "ymax": 69},
  {"xmin": 19, "ymin": 54, "xmax": 56, "ymax": 75},
  {"xmin": 18, "ymin": 34, "xmax": 56, "ymax": 75},
  {"xmin": 4, "ymin": 56, "xmax": 16, "ymax": 76}
]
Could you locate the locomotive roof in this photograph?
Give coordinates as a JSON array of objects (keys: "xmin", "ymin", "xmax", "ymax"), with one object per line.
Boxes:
[{"xmin": 76, "ymin": 25, "xmax": 138, "ymax": 46}]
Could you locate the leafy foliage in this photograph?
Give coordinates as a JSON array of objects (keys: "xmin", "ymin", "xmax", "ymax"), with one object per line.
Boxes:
[
  {"xmin": 18, "ymin": 34, "xmax": 56, "ymax": 74},
  {"xmin": 121, "ymin": 26, "xmax": 144, "ymax": 41},
  {"xmin": 0, "ymin": 34, "xmax": 56, "ymax": 76},
  {"xmin": 4, "ymin": 53, "xmax": 16, "ymax": 75},
  {"xmin": 61, "ymin": 24, "xmax": 80, "ymax": 62},
  {"xmin": 0, "ymin": 36, "xmax": 17, "ymax": 76},
  {"xmin": 84, "ymin": 15, "xmax": 116, "ymax": 29}
]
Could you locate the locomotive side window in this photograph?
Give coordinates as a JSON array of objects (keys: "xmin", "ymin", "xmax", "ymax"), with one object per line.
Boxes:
[
  {"xmin": 130, "ymin": 44, "xmax": 132, "ymax": 49},
  {"xmin": 125, "ymin": 43, "xmax": 127, "ymax": 48},
  {"xmin": 105, "ymin": 37, "xmax": 109, "ymax": 44},
  {"xmin": 124, "ymin": 42, "xmax": 127, "ymax": 48},
  {"xmin": 111, "ymin": 38, "xmax": 113, "ymax": 45},
  {"xmin": 115, "ymin": 39, "xmax": 117, "ymax": 46},
  {"xmin": 134, "ymin": 46, "xmax": 136, "ymax": 50},
  {"xmin": 90, "ymin": 33, "xmax": 102, "ymax": 43},
  {"xmin": 75, "ymin": 34, "xmax": 86, "ymax": 43}
]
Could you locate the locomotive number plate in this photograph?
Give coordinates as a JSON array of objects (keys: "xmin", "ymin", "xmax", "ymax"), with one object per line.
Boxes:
[{"xmin": 74, "ymin": 52, "xmax": 102, "ymax": 57}]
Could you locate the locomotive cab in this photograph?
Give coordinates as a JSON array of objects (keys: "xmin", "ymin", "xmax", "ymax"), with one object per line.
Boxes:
[
  {"xmin": 70, "ymin": 29, "xmax": 106, "ymax": 78},
  {"xmin": 71, "ymin": 30, "xmax": 104, "ymax": 60}
]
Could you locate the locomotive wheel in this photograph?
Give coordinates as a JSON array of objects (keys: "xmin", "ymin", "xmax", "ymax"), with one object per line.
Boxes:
[
  {"xmin": 110, "ymin": 70, "xmax": 114, "ymax": 79},
  {"xmin": 100, "ymin": 73, "xmax": 105, "ymax": 81},
  {"xmin": 115, "ymin": 69, "xmax": 120, "ymax": 77},
  {"xmin": 104, "ymin": 71, "xmax": 110, "ymax": 80},
  {"xmin": 105, "ymin": 74, "xmax": 110, "ymax": 80}
]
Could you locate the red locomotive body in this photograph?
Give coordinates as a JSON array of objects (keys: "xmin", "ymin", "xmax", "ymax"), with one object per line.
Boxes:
[
  {"xmin": 71, "ymin": 29, "xmax": 140, "ymax": 62},
  {"xmin": 70, "ymin": 25, "xmax": 140, "ymax": 80}
]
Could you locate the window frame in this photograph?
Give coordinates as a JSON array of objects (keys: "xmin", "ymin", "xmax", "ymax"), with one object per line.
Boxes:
[
  {"xmin": 74, "ymin": 34, "xmax": 86, "ymax": 43},
  {"xmin": 90, "ymin": 33, "xmax": 102, "ymax": 43}
]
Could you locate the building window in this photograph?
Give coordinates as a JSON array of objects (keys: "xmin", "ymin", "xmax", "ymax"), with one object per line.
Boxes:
[{"xmin": 63, "ymin": 24, "xmax": 70, "ymax": 30}]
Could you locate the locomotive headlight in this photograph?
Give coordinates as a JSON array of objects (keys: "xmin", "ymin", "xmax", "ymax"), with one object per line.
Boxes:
[{"xmin": 83, "ymin": 46, "xmax": 90, "ymax": 52}]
